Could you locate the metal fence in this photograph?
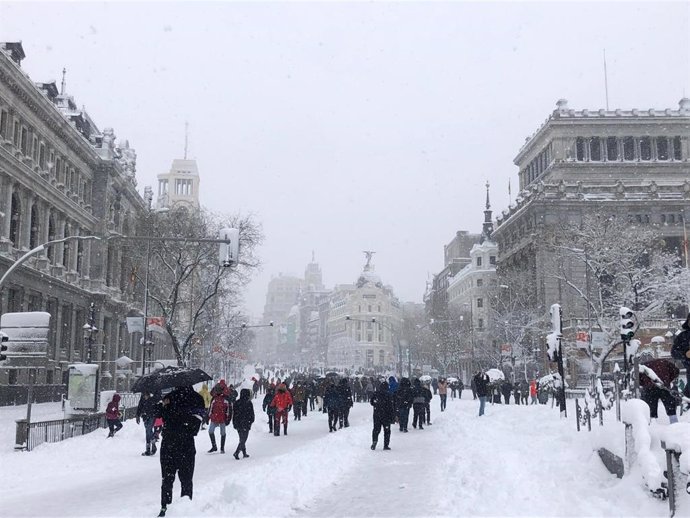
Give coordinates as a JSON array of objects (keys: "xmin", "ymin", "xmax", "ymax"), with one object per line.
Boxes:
[{"xmin": 17, "ymin": 393, "xmax": 140, "ymax": 451}]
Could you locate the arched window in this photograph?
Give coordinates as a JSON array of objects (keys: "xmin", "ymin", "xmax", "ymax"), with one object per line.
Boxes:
[
  {"xmin": 47, "ymin": 214, "xmax": 56, "ymax": 263},
  {"xmin": 62, "ymin": 223, "xmax": 70, "ymax": 269},
  {"xmin": 9, "ymin": 193, "xmax": 21, "ymax": 248},
  {"xmin": 29, "ymin": 205, "xmax": 39, "ymax": 249}
]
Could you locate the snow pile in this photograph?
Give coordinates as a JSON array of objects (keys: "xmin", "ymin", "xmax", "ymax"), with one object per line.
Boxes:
[{"xmin": 621, "ymin": 399, "xmax": 664, "ymax": 491}]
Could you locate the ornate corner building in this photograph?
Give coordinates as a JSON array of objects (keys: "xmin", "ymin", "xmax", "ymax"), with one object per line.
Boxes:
[
  {"xmin": 492, "ymin": 98, "xmax": 690, "ymax": 316},
  {"xmin": 0, "ymin": 42, "xmax": 150, "ymax": 393}
]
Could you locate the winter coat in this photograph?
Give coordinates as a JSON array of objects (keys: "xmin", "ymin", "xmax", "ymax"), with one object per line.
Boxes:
[
  {"xmin": 529, "ymin": 380, "xmax": 538, "ymax": 397},
  {"xmin": 106, "ymin": 394, "xmax": 121, "ymax": 420},
  {"xmin": 396, "ymin": 378, "xmax": 413, "ymax": 409},
  {"xmin": 640, "ymin": 359, "xmax": 680, "ymax": 388},
  {"xmin": 158, "ymin": 386, "xmax": 206, "ymax": 441},
  {"xmin": 136, "ymin": 393, "xmax": 158, "ymax": 420},
  {"xmin": 209, "ymin": 395, "xmax": 230, "ymax": 424},
  {"xmin": 270, "ymin": 387, "xmax": 293, "ymax": 412},
  {"xmin": 198, "ymin": 384, "xmax": 212, "ymax": 409},
  {"xmin": 337, "ymin": 380, "xmax": 354, "ymax": 408},
  {"xmin": 388, "ymin": 376, "xmax": 399, "ymax": 394},
  {"xmin": 672, "ymin": 319, "xmax": 690, "ymax": 366},
  {"xmin": 292, "ymin": 385, "xmax": 307, "ymax": 402},
  {"xmin": 437, "ymin": 380, "xmax": 448, "ymax": 395},
  {"xmin": 233, "ymin": 389, "xmax": 255, "ymax": 431},
  {"xmin": 412, "ymin": 381, "xmax": 426, "ymax": 406},
  {"xmin": 262, "ymin": 390, "xmax": 276, "ymax": 415},
  {"xmin": 501, "ymin": 382, "xmax": 513, "ymax": 398},
  {"xmin": 324, "ymin": 383, "xmax": 341, "ymax": 410},
  {"xmin": 371, "ymin": 383, "xmax": 396, "ymax": 425},
  {"xmin": 422, "ymin": 386, "xmax": 432, "ymax": 404},
  {"xmin": 473, "ymin": 373, "xmax": 490, "ymax": 397}
]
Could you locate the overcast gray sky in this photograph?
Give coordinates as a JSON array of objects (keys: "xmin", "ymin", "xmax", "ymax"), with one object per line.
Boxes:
[{"xmin": 2, "ymin": 1, "xmax": 689, "ymax": 318}]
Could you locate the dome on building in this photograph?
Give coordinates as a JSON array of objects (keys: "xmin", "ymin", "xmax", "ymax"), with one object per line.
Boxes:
[{"xmin": 357, "ymin": 269, "xmax": 383, "ymax": 288}]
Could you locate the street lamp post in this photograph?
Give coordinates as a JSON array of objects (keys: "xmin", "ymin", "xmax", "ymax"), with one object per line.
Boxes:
[{"xmin": 82, "ymin": 302, "xmax": 98, "ymax": 363}]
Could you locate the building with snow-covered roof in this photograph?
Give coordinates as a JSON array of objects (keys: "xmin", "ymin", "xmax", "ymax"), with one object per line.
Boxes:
[{"xmin": 493, "ymin": 97, "xmax": 690, "ymax": 318}]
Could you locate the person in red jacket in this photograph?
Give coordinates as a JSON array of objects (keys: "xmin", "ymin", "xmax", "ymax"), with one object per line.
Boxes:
[
  {"xmin": 270, "ymin": 383, "xmax": 293, "ymax": 436},
  {"xmin": 207, "ymin": 392, "xmax": 230, "ymax": 453},
  {"xmin": 106, "ymin": 393, "xmax": 123, "ymax": 438},
  {"xmin": 639, "ymin": 355, "xmax": 680, "ymax": 424}
]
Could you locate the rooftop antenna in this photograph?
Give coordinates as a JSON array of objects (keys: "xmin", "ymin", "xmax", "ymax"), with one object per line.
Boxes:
[
  {"xmin": 184, "ymin": 121, "xmax": 189, "ymax": 159},
  {"xmin": 60, "ymin": 67, "xmax": 66, "ymax": 95},
  {"xmin": 603, "ymin": 49, "xmax": 610, "ymax": 110}
]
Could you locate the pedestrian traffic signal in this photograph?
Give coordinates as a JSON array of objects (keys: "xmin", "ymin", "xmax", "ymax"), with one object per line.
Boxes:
[
  {"xmin": 0, "ymin": 331, "xmax": 8, "ymax": 364},
  {"xmin": 619, "ymin": 307, "xmax": 636, "ymax": 341}
]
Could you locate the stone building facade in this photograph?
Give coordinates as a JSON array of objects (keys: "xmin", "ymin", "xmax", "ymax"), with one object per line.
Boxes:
[
  {"xmin": 492, "ymin": 98, "xmax": 690, "ymax": 317},
  {"xmin": 0, "ymin": 42, "xmax": 149, "ymax": 392}
]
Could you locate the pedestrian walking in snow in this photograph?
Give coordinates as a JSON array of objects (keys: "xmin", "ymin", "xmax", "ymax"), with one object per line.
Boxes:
[
  {"xmin": 262, "ymin": 385, "xmax": 276, "ymax": 433},
  {"xmin": 470, "ymin": 376, "xmax": 477, "ymax": 400},
  {"xmin": 207, "ymin": 391, "xmax": 230, "ymax": 453},
  {"xmin": 136, "ymin": 391, "xmax": 159, "ymax": 455},
  {"xmin": 292, "ymin": 382, "xmax": 306, "ymax": 421},
  {"xmin": 513, "ymin": 383, "xmax": 521, "ymax": 405},
  {"xmin": 156, "ymin": 386, "xmax": 205, "ymax": 517},
  {"xmin": 105, "ymin": 393, "xmax": 123, "ymax": 438},
  {"xmin": 411, "ymin": 379, "xmax": 426, "ymax": 429},
  {"xmin": 370, "ymin": 381, "xmax": 395, "ymax": 451},
  {"xmin": 232, "ymin": 388, "xmax": 255, "ymax": 459},
  {"xmin": 438, "ymin": 378, "xmax": 448, "ymax": 411},
  {"xmin": 365, "ymin": 378, "xmax": 375, "ymax": 402},
  {"xmin": 473, "ymin": 371, "xmax": 490, "ymax": 417},
  {"xmin": 501, "ymin": 380, "xmax": 513, "ymax": 405},
  {"xmin": 270, "ymin": 383, "xmax": 293, "ymax": 436},
  {"xmin": 396, "ymin": 377, "xmax": 413, "ymax": 432},
  {"xmin": 422, "ymin": 381, "xmax": 433, "ymax": 425},
  {"xmin": 529, "ymin": 379, "xmax": 538, "ymax": 404},
  {"xmin": 457, "ymin": 379, "xmax": 464, "ymax": 399},
  {"xmin": 338, "ymin": 377, "xmax": 354, "ymax": 428},
  {"xmin": 431, "ymin": 378, "xmax": 438, "ymax": 395},
  {"xmin": 324, "ymin": 381, "xmax": 341, "ymax": 432}
]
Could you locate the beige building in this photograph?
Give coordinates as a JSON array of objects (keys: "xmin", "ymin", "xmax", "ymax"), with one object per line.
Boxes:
[{"xmin": 326, "ymin": 255, "xmax": 402, "ymax": 372}]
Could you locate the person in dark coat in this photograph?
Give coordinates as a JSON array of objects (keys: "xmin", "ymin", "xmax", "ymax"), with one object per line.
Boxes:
[
  {"xmin": 105, "ymin": 393, "xmax": 123, "ymax": 438},
  {"xmin": 232, "ymin": 388, "xmax": 255, "ymax": 459},
  {"xmin": 672, "ymin": 313, "xmax": 690, "ymax": 397},
  {"xmin": 640, "ymin": 355, "xmax": 680, "ymax": 423},
  {"xmin": 370, "ymin": 381, "xmax": 395, "ymax": 451},
  {"xmin": 324, "ymin": 381, "xmax": 341, "ymax": 432},
  {"xmin": 513, "ymin": 383, "xmax": 521, "ymax": 405},
  {"xmin": 457, "ymin": 379, "xmax": 464, "ymax": 399},
  {"xmin": 396, "ymin": 377, "xmax": 413, "ymax": 432},
  {"xmin": 337, "ymin": 378, "xmax": 354, "ymax": 428},
  {"xmin": 411, "ymin": 379, "xmax": 426, "ymax": 430},
  {"xmin": 422, "ymin": 381, "xmax": 433, "ymax": 425},
  {"xmin": 262, "ymin": 386, "xmax": 276, "ymax": 433},
  {"xmin": 156, "ymin": 386, "xmax": 205, "ymax": 517},
  {"xmin": 501, "ymin": 380, "xmax": 513, "ymax": 405},
  {"xmin": 473, "ymin": 370, "xmax": 490, "ymax": 417},
  {"xmin": 470, "ymin": 376, "xmax": 477, "ymax": 399},
  {"xmin": 136, "ymin": 391, "xmax": 159, "ymax": 455}
]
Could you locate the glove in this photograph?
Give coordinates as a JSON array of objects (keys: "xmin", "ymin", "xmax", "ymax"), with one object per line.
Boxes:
[{"xmin": 136, "ymin": 417, "xmax": 140, "ymax": 425}]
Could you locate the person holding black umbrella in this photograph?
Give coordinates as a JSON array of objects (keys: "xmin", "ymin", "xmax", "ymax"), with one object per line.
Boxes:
[{"xmin": 156, "ymin": 385, "xmax": 206, "ymax": 518}]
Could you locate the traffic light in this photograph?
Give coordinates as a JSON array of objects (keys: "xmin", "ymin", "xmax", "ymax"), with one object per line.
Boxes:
[
  {"xmin": 218, "ymin": 227, "xmax": 239, "ymax": 268},
  {"xmin": 619, "ymin": 306, "xmax": 635, "ymax": 341},
  {"xmin": 546, "ymin": 304, "xmax": 562, "ymax": 362},
  {"xmin": 0, "ymin": 331, "xmax": 8, "ymax": 364}
]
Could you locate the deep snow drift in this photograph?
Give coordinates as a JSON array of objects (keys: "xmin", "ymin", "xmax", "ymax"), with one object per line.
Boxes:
[{"xmin": 0, "ymin": 394, "xmax": 682, "ymax": 517}]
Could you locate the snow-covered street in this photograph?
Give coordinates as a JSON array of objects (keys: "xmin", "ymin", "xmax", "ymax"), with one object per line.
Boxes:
[{"xmin": 0, "ymin": 395, "xmax": 678, "ymax": 517}]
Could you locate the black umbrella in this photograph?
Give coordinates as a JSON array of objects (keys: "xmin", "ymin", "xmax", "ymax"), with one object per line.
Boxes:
[{"xmin": 131, "ymin": 366, "xmax": 212, "ymax": 393}]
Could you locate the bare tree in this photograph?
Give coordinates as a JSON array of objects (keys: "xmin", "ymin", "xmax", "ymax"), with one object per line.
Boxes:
[
  {"xmin": 545, "ymin": 211, "xmax": 686, "ymax": 376},
  {"xmin": 131, "ymin": 207, "xmax": 263, "ymax": 365}
]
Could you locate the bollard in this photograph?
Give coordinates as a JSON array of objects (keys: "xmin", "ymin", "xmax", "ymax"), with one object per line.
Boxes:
[
  {"xmin": 661, "ymin": 440, "xmax": 682, "ymax": 517},
  {"xmin": 624, "ymin": 423, "xmax": 636, "ymax": 473}
]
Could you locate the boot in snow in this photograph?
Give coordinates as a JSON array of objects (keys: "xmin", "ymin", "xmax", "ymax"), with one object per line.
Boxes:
[
  {"xmin": 151, "ymin": 441, "xmax": 157, "ymax": 455},
  {"xmin": 371, "ymin": 441, "xmax": 377, "ymax": 450},
  {"xmin": 220, "ymin": 435, "xmax": 226, "ymax": 454},
  {"xmin": 283, "ymin": 422, "xmax": 288, "ymax": 435},
  {"xmin": 157, "ymin": 507, "xmax": 167, "ymax": 517},
  {"xmin": 142, "ymin": 444, "xmax": 151, "ymax": 456},
  {"xmin": 233, "ymin": 450, "xmax": 240, "ymax": 460},
  {"xmin": 208, "ymin": 434, "xmax": 217, "ymax": 453}
]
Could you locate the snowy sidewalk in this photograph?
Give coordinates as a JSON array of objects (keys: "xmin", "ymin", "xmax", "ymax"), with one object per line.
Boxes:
[{"xmin": 0, "ymin": 395, "xmax": 675, "ymax": 517}]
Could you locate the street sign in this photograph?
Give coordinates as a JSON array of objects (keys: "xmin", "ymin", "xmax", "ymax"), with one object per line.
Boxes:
[{"xmin": 126, "ymin": 317, "xmax": 144, "ymax": 334}]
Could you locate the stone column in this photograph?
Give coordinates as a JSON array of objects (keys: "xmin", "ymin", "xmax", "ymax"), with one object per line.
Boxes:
[
  {"xmin": 20, "ymin": 194, "xmax": 34, "ymax": 250},
  {"xmin": 0, "ymin": 177, "xmax": 13, "ymax": 241},
  {"xmin": 56, "ymin": 217, "xmax": 66, "ymax": 266}
]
